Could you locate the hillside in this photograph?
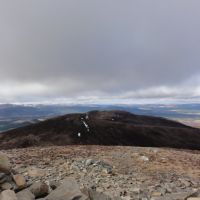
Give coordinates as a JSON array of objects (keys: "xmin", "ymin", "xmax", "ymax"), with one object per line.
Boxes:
[{"xmin": 0, "ymin": 110, "xmax": 200, "ymax": 150}]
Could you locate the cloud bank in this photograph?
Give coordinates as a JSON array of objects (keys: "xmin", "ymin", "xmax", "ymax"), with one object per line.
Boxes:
[{"xmin": 0, "ymin": 0, "xmax": 200, "ymax": 104}]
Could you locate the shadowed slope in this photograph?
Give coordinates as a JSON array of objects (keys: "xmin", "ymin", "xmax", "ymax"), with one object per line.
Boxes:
[{"xmin": 0, "ymin": 110, "xmax": 200, "ymax": 150}]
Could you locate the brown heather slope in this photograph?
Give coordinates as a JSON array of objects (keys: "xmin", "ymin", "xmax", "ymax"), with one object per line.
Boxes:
[{"xmin": 0, "ymin": 110, "xmax": 200, "ymax": 150}]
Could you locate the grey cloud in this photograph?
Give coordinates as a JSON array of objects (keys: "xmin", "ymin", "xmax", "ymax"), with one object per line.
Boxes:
[{"xmin": 0, "ymin": 0, "xmax": 200, "ymax": 103}]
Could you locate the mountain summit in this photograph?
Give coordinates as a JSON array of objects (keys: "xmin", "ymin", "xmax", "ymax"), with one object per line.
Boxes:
[{"xmin": 0, "ymin": 110, "xmax": 200, "ymax": 150}]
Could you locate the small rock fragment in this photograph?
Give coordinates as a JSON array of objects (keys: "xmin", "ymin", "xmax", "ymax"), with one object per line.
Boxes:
[
  {"xmin": 151, "ymin": 191, "xmax": 162, "ymax": 197},
  {"xmin": 0, "ymin": 182, "xmax": 13, "ymax": 190},
  {"xmin": 0, "ymin": 154, "xmax": 11, "ymax": 174},
  {"xmin": 28, "ymin": 167, "xmax": 45, "ymax": 178},
  {"xmin": 87, "ymin": 189, "xmax": 112, "ymax": 200},
  {"xmin": 85, "ymin": 159, "xmax": 94, "ymax": 167},
  {"xmin": 140, "ymin": 156, "xmax": 149, "ymax": 162},
  {"xmin": 29, "ymin": 181, "xmax": 49, "ymax": 198},
  {"xmin": 13, "ymin": 174, "xmax": 26, "ymax": 189}
]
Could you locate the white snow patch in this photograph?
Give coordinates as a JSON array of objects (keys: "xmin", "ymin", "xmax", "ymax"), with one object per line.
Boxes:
[
  {"xmin": 78, "ymin": 132, "xmax": 81, "ymax": 137},
  {"xmin": 82, "ymin": 120, "xmax": 90, "ymax": 132},
  {"xmin": 83, "ymin": 121, "xmax": 89, "ymax": 129}
]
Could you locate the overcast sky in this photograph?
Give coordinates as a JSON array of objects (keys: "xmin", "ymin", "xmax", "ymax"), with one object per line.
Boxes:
[{"xmin": 0, "ymin": 1, "xmax": 200, "ymax": 104}]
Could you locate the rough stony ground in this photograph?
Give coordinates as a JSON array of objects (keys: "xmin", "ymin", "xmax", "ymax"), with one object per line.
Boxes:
[{"xmin": 1, "ymin": 145, "xmax": 200, "ymax": 199}]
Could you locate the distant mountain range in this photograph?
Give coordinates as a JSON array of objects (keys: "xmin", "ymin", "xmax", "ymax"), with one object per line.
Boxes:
[
  {"xmin": 0, "ymin": 103, "xmax": 200, "ymax": 132},
  {"xmin": 1, "ymin": 110, "xmax": 200, "ymax": 150}
]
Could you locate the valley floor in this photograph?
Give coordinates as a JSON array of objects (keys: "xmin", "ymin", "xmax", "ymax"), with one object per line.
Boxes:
[{"xmin": 2, "ymin": 145, "xmax": 200, "ymax": 199}]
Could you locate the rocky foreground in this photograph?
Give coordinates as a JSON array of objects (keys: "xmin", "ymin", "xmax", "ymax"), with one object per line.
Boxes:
[{"xmin": 1, "ymin": 145, "xmax": 200, "ymax": 200}]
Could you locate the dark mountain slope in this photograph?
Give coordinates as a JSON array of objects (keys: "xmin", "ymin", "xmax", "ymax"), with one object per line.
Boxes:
[{"xmin": 0, "ymin": 110, "xmax": 200, "ymax": 150}]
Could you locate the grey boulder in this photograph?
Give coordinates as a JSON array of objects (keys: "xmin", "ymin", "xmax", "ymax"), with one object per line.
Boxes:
[
  {"xmin": 29, "ymin": 181, "xmax": 49, "ymax": 198},
  {"xmin": 0, "ymin": 190, "xmax": 17, "ymax": 200},
  {"xmin": 16, "ymin": 189, "xmax": 35, "ymax": 200},
  {"xmin": 45, "ymin": 177, "xmax": 88, "ymax": 200}
]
